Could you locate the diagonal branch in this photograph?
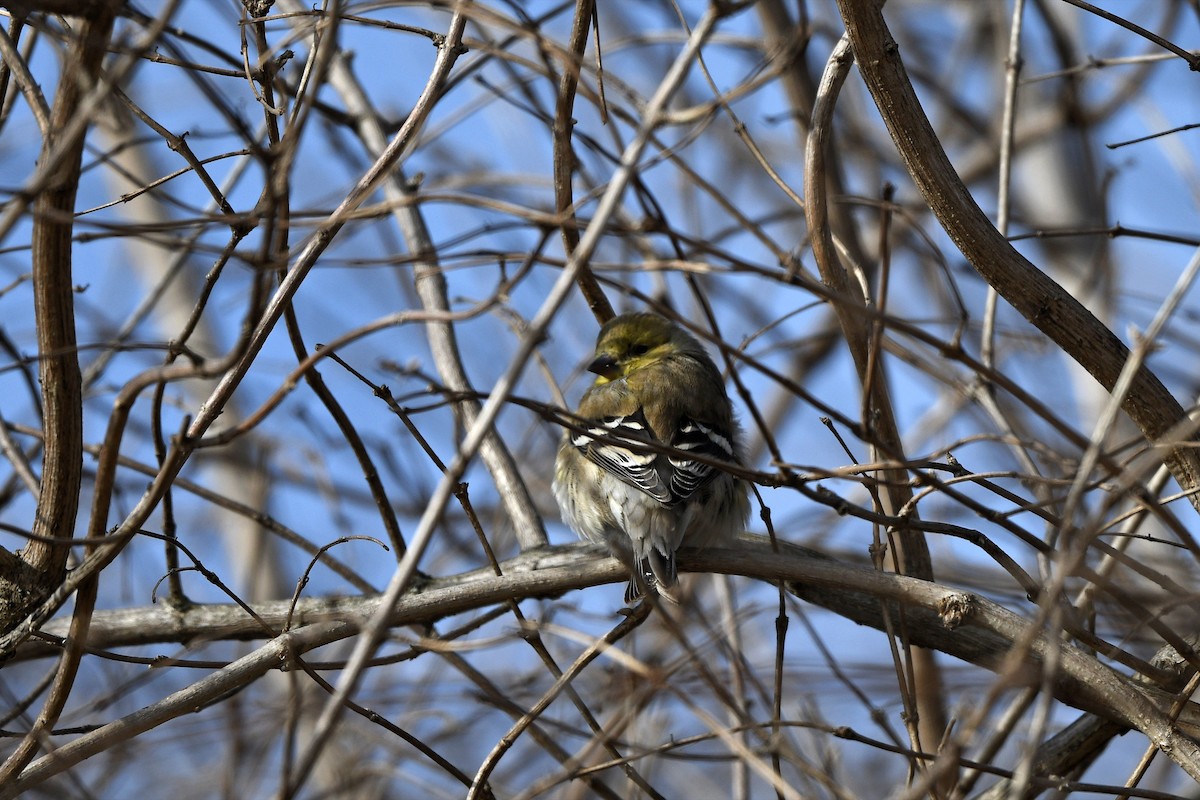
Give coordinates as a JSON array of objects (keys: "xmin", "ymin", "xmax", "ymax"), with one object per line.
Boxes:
[{"xmin": 833, "ymin": 0, "xmax": 1200, "ymax": 511}]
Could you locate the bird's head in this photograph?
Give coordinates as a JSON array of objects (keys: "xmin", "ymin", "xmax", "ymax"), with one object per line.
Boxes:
[{"xmin": 587, "ymin": 312, "xmax": 705, "ymax": 384}]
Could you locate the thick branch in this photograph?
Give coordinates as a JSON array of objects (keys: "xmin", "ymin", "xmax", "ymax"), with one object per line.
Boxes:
[
  {"xmin": 11, "ymin": 538, "xmax": 1200, "ymax": 780},
  {"xmin": 0, "ymin": 6, "xmax": 116, "ymax": 787},
  {"xmin": 12, "ymin": 0, "xmax": 116, "ymax": 614},
  {"xmin": 834, "ymin": 1, "xmax": 1200, "ymax": 508}
]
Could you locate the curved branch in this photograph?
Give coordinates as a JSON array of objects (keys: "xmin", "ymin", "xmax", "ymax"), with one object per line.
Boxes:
[
  {"xmin": 0, "ymin": 5, "xmax": 117, "ymax": 788},
  {"xmin": 804, "ymin": 31, "xmax": 945, "ymax": 765},
  {"xmin": 833, "ymin": 0, "xmax": 1200, "ymax": 510}
]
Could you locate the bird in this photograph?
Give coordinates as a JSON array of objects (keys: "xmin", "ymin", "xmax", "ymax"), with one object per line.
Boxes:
[{"xmin": 553, "ymin": 311, "xmax": 749, "ymax": 603}]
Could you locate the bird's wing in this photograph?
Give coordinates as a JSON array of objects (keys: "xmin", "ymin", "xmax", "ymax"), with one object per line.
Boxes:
[
  {"xmin": 570, "ymin": 409, "xmax": 673, "ymax": 504},
  {"xmin": 665, "ymin": 418, "xmax": 735, "ymax": 504}
]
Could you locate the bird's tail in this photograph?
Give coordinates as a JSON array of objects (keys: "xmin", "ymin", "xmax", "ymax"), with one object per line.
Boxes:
[{"xmin": 625, "ymin": 548, "xmax": 680, "ymax": 605}]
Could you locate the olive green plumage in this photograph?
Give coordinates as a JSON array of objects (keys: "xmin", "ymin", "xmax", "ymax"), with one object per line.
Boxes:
[{"xmin": 554, "ymin": 312, "xmax": 749, "ymax": 603}]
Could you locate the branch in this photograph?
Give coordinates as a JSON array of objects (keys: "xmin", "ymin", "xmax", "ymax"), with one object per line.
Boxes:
[
  {"xmin": 804, "ymin": 31, "xmax": 944, "ymax": 764},
  {"xmin": 11, "ymin": 538, "xmax": 1200, "ymax": 781},
  {"xmin": 553, "ymin": 0, "xmax": 614, "ymax": 323},
  {"xmin": 833, "ymin": 0, "xmax": 1200, "ymax": 511},
  {"xmin": 3, "ymin": 0, "xmax": 120, "ymax": 17},
  {"xmin": 0, "ymin": 4, "xmax": 117, "ymax": 786}
]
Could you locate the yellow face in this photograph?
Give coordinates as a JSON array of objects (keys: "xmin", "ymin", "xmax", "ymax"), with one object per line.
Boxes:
[{"xmin": 588, "ymin": 314, "xmax": 678, "ymax": 384}]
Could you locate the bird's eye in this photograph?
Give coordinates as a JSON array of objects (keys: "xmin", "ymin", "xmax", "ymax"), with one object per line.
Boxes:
[{"xmin": 629, "ymin": 343, "xmax": 650, "ymax": 357}]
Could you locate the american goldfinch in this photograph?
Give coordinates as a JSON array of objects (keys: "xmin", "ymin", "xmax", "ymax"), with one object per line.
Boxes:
[{"xmin": 554, "ymin": 311, "xmax": 749, "ymax": 603}]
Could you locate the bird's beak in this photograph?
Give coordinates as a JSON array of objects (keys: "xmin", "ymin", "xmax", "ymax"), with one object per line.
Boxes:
[{"xmin": 587, "ymin": 353, "xmax": 621, "ymax": 380}]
